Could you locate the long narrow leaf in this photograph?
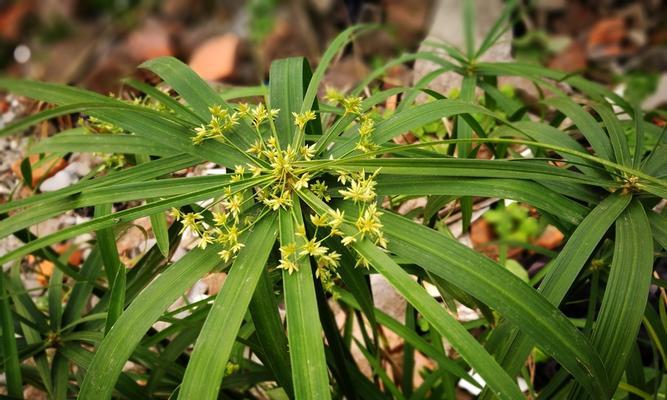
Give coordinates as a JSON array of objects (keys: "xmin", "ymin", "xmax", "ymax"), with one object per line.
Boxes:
[{"xmin": 178, "ymin": 215, "xmax": 277, "ymax": 400}]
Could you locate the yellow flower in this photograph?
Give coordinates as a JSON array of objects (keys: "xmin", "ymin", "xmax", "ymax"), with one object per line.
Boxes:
[
  {"xmin": 300, "ymin": 238, "xmax": 328, "ymax": 257},
  {"xmin": 355, "ymin": 203, "xmax": 383, "ymax": 239},
  {"xmin": 278, "ymin": 258, "xmax": 299, "ymax": 274},
  {"xmin": 249, "ymin": 164, "xmax": 263, "ymax": 177},
  {"xmin": 169, "ymin": 207, "xmax": 182, "ymax": 220},
  {"xmin": 248, "ymin": 139, "xmax": 264, "ymax": 156},
  {"xmin": 300, "ymin": 144, "xmax": 316, "ymax": 160},
  {"xmin": 324, "ymin": 86, "xmax": 343, "ymax": 103},
  {"xmin": 336, "ymin": 170, "xmax": 350, "ymax": 184},
  {"xmin": 225, "ymin": 225, "xmax": 240, "ymax": 244},
  {"xmin": 341, "ymin": 96, "xmax": 363, "ymax": 116},
  {"xmin": 212, "ymin": 211, "xmax": 228, "ymax": 226},
  {"xmin": 318, "ymin": 251, "xmax": 341, "ymax": 268},
  {"xmin": 339, "ymin": 177, "xmax": 376, "ymax": 203},
  {"xmin": 223, "ymin": 193, "xmax": 243, "ymax": 218},
  {"xmin": 266, "ymin": 136, "xmax": 278, "ymax": 150},
  {"xmin": 358, "ymin": 116, "xmax": 375, "ymax": 136},
  {"xmin": 329, "ymin": 209, "xmax": 345, "ymax": 228},
  {"xmin": 237, "ymin": 102, "xmax": 251, "ymax": 117},
  {"xmin": 208, "ymin": 104, "xmax": 227, "ymax": 118},
  {"xmin": 311, "ymin": 180, "xmax": 330, "ymax": 201},
  {"xmin": 293, "ymin": 173, "xmax": 310, "ymax": 191},
  {"xmin": 280, "ymin": 243, "xmax": 298, "ymax": 258},
  {"xmin": 292, "ymin": 110, "xmax": 317, "ymax": 130},
  {"xmin": 341, "ymin": 235, "xmax": 357, "ymax": 247},
  {"xmin": 310, "ymin": 213, "xmax": 328, "ymax": 227},
  {"xmin": 263, "ymin": 190, "xmax": 293, "ymax": 210},
  {"xmin": 375, "ymin": 232, "xmax": 388, "ymax": 249},
  {"xmin": 197, "ymin": 230, "xmax": 214, "ymax": 249},
  {"xmin": 179, "ymin": 212, "xmax": 203, "ymax": 234},
  {"xmin": 251, "ymin": 103, "xmax": 269, "ymax": 127},
  {"xmin": 192, "ymin": 124, "xmax": 209, "ymax": 145},
  {"xmin": 230, "ymin": 242, "xmax": 245, "ymax": 253},
  {"xmin": 355, "ymin": 254, "xmax": 370, "ymax": 269},
  {"xmin": 295, "ymin": 224, "xmax": 306, "ymax": 237},
  {"xmin": 218, "ymin": 249, "xmax": 232, "ymax": 262}
]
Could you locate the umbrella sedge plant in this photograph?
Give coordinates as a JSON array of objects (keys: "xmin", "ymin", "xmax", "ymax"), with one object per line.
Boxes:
[{"xmin": 0, "ymin": 3, "xmax": 666, "ymax": 399}]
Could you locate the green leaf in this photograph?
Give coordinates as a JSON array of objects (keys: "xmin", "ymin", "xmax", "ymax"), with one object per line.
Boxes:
[
  {"xmin": 61, "ymin": 248, "xmax": 103, "ymax": 327},
  {"xmin": 8, "ymin": 266, "xmax": 53, "ymax": 396},
  {"xmin": 475, "ymin": 0, "xmax": 516, "ymax": 58},
  {"xmin": 279, "ymin": 202, "xmax": 331, "ymax": 400},
  {"xmin": 47, "ymin": 259, "xmax": 64, "ymax": 331},
  {"xmin": 135, "ymin": 153, "xmax": 170, "ymax": 257},
  {"xmin": 299, "ymin": 191, "xmax": 522, "ymax": 399},
  {"xmin": 591, "ymin": 102, "xmax": 631, "ymax": 167},
  {"xmin": 475, "ymin": 62, "xmax": 632, "ymax": 113},
  {"xmin": 0, "ymin": 177, "xmax": 266, "ymax": 265},
  {"xmin": 19, "ymin": 157, "xmax": 32, "ymax": 189},
  {"xmin": 543, "ymin": 96, "xmax": 614, "ymax": 161},
  {"xmin": 354, "ymin": 234, "xmax": 524, "ymax": 400},
  {"xmin": 104, "ymin": 268, "xmax": 126, "ymax": 335},
  {"xmin": 458, "ymin": 75, "xmax": 477, "ymax": 232},
  {"xmin": 249, "ymin": 268, "xmax": 293, "ymax": 396},
  {"xmin": 591, "ymin": 201, "xmax": 653, "ymax": 387},
  {"xmin": 140, "ymin": 56, "xmax": 255, "ymax": 150},
  {"xmin": 462, "ymin": 0, "xmax": 475, "ymax": 58},
  {"xmin": 0, "ymin": 153, "xmax": 199, "ymax": 214},
  {"xmin": 123, "ymin": 78, "xmax": 202, "ymax": 125},
  {"xmin": 377, "ymin": 210, "xmax": 610, "ymax": 398},
  {"xmin": 78, "ymin": 245, "xmax": 224, "ymax": 399},
  {"xmin": 633, "ymin": 105, "xmax": 645, "ymax": 168},
  {"xmin": 178, "ymin": 214, "xmax": 277, "ymax": 400},
  {"xmin": 329, "ymin": 99, "xmax": 499, "ymax": 157},
  {"xmin": 480, "ymin": 194, "xmax": 631, "ymax": 398},
  {"xmin": 648, "ymin": 211, "xmax": 667, "ymax": 251},
  {"xmin": 28, "ymin": 129, "xmax": 179, "ymax": 157},
  {"xmin": 494, "ymin": 121, "xmax": 606, "ymax": 178},
  {"xmin": 328, "ymin": 157, "xmax": 608, "ymax": 186},
  {"xmin": 60, "ymin": 344, "xmax": 146, "ymax": 399},
  {"xmin": 269, "ymin": 57, "xmax": 320, "ymax": 147},
  {"xmin": 139, "ymin": 57, "xmax": 220, "ymax": 121},
  {"xmin": 336, "ymin": 289, "xmax": 477, "ymax": 388},
  {"xmin": 374, "ymin": 176, "xmax": 587, "ymax": 225},
  {"xmin": 301, "ymin": 25, "xmax": 370, "ymax": 114},
  {"xmin": 0, "ymin": 269, "xmax": 23, "ymax": 399},
  {"xmin": 0, "ymin": 77, "xmax": 249, "ymax": 166}
]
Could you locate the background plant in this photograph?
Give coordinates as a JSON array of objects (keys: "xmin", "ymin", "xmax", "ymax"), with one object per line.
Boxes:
[{"xmin": 0, "ymin": 2, "xmax": 666, "ymax": 399}]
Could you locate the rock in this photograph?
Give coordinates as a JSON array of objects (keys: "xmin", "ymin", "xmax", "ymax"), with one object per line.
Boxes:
[
  {"xmin": 126, "ymin": 19, "xmax": 174, "ymax": 62},
  {"xmin": 642, "ymin": 73, "xmax": 667, "ymax": 110},
  {"xmin": 188, "ymin": 33, "xmax": 240, "ymax": 81},
  {"xmin": 39, "ymin": 161, "xmax": 91, "ymax": 192},
  {"xmin": 413, "ymin": 0, "xmax": 515, "ymax": 96},
  {"xmin": 39, "ymin": 169, "xmax": 75, "ymax": 192}
]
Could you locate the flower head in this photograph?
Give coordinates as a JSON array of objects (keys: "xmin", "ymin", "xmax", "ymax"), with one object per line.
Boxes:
[{"xmin": 292, "ymin": 110, "xmax": 317, "ymax": 130}]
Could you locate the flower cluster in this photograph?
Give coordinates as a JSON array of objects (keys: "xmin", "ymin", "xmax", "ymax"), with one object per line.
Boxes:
[
  {"xmin": 191, "ymin": 105, "xmax": 240, "ymax": 145},
  {"xmin": 169, "ymin": 186, "xmax": 252, "ymax": 263},
  {"xmin": 277, "ymin": 209, "xmax": 345, "ymax": 291},
  {"xmin": 170, "ymin": 98, "xmax": 386, "ymax": 291},
  {"xmin": 337, "ymin": 169, "xmax": 386, "ymax": 267},
  {"xmin": 325, "ymin": 87, "xmax": 377, "ymax": 153}
]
